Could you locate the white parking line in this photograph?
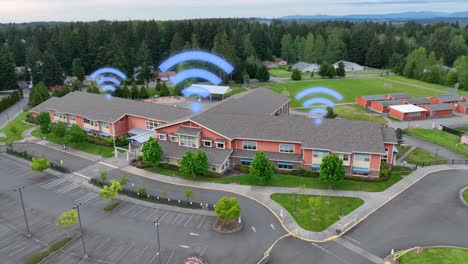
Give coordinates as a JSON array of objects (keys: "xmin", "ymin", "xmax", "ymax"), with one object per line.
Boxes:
[
  {"xmin": 114, "ymin": 243, "xmax": 135, "ymax": 263},
  {"xmin": 55, "ymin": 184, "xmax": 79, "ymax": 194},
  {"xmin": 132, "ymin": 207, "xmax": 146, "ymax": 217},
  {"xmin": 97, "ymin": 242, "xmax": 120, "ymax": 262},
  {"xmin": 270, "ymin": 224, "xmax": 276, "ymax": 230},
  {"xmin": 41, "ymin": 178, "xmax": 67, "ymax": 189},
  {"xmin": 75, "ymin": 193, "xmax": 99, "ymax": 204},
  {"xmin": 119, "ymin": 205, "xmax": 136, "ymax": 216},
  {"xmin": 8, "ymin": 244, "xmax": 29, "ymax": 256},
  {"xmin": 197, "ymin": 216, "xmax": 206, "ymax": 230},
  {"xmin": 344, "ymin": 235, "xmax": 361, "ymax": 245},
  {"xmin": 184, "ymin": 215, "xmax": 193, "ymax": 227},
  {"xmin": 199, "ymin": 247, "xmax": 207, "ymax": 256},
  {"xmin": 170, "ymin": 213, "xmax": 181, "ymax": 224},
  {"xmin": 311, "ymin": 243, "xmax": 351, "ymax": 264},
  {"xmin": 251, "ymin": 226, "xmax": 256, "ymax": 233},
  {"xmin": 145, "ymin": 209, "xmax": 159, "ymax": 221},
  {"xmin": 166, "ymin": 251, "xmax": 175, "ymax": 264},
  {"xmin": 189, "ymin": 233, "xmax": 199, "ymax": 236},
  {"xmin": 179, "ymin": 245, "xmax": 190, "ymax": 249},
  {"xmin": 159, "ymin": 211, "xmax": 169, "ymax": 221},
  {"xmin": 56, "ymin": 255, "xmax": 71, "ymax": 264},
  {"xmin": 136, "ymin": 245, "xmax": 148, "ymax": 258},
  {"xmin": 148, "ymin": 251, "xmax": 160, "ymax": 264}
]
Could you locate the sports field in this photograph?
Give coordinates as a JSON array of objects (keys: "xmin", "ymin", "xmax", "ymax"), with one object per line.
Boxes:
[{"xmin": 254, "ymin": 76, "xmax": 455, "ymax": 108}]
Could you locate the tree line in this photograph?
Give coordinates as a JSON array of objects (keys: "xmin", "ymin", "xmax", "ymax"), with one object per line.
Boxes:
[{"xmin": 0, "ymin": 19, "xmax": 467, "ymax": 89}]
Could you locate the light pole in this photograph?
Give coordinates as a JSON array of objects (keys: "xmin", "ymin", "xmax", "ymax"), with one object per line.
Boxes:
[
  {"xmin": 13, "ymin": 187, "xmax": 31, "ymax": 238},
  {"xmin": 73, "ymin": 203, "xmax": 88, "ymax": 259},
  {"xmin": 154, "ymin": 217, "xmax": 162, "ymax": 264}
]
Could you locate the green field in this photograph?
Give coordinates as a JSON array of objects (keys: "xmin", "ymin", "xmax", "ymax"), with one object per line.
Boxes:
[
  {"xmin": 455, "ymin": 127, "xmax": 468, "ymax": 133},
  {"xmin": 463, "ymin": 189, "xmax": 468, "ymax": 203},
  {"xmin": 31, "ymin": 130, "xmax": 114, "ymax": 158},
  {"xmin": 404, "ymin": 147, "xmax": 447, "ymax": 165},
  {"xmin": 0, "ymin": 112, "xmax": 33, "ymax": 143},
  {"xmin": 301, "ymin": 104, "xmax": 388, "ymax": 125},
  {"xmin": 396, "ymin": 145, "xmax": 412, "ymax": 160},
  {"xmin": 399, "ymin": 247, "xmax": 468, "ymax": 264},
  {"xmin": 256, "ymin": 76, "xmax": 453, "ymax": 108},
  {"xmin": 406, "ymin": 128, "xmax": 468, "ymax": 157},
  {"xmin": 270, "ymin": 193, "xmax": 364, "ymax": 231}
]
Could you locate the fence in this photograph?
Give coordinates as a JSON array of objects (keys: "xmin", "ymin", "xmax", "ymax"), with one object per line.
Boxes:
[
  {"xmin": 415, "ymin": 159, "xmax": 468, "ymax": 168},
  {"xmin": 440, "ymin": 125, "xmax": 464, "ymax": 136},
  {"xmin": 6, "ymin": 147, "xmax": 70, "ymax": 173},
  {"xmin": 90, "ymin": 178, "xmax": 215, "ymax": 211}
]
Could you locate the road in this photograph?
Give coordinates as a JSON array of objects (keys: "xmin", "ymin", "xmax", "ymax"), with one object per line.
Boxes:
[{"xmin": 0, "ymin": 90, "xmax": 29, "ymax": 129}]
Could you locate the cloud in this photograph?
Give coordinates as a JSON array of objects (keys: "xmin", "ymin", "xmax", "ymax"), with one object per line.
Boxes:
[{"xmin": 339, "ymin": 0, "xmax": 468, "ymax": 5}]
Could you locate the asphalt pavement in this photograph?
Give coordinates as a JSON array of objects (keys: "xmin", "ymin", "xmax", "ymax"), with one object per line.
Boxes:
[{"xmin": 0, "ymin": 91, "xmax": 29, "ymax": 129}]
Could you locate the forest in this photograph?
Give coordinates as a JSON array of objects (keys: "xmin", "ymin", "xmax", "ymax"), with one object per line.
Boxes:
[{"xmin": 0, "ymin": 19, "xmax": 467, "ymax": 90}]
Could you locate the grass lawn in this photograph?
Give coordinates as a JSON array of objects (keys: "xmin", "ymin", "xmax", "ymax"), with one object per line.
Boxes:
[
  {"xmin": 406, "ymin": 128, "xmax": 468, "ymax": 157},
  {"xmin": 455, "ymin": 127, "xmax": 468, "ymax": 133},
  {"xmin": 404, "ymin": 147, "xmax": 447, "ymax": 165},
  {"xmin": 396, "ymin": 145, "xmax": 412, "ymax": 160},
  {"xmin": 399, "ymin": 247, "xmax": 468, "ymax": 264},
  {"xmin": 270, "ymin": 193, "xmax": 364, "ymax": 231},
  {"xmin": 31, "ymin": 130, "xmax": 115, "ymax": 158},
  {"xmin": 0, "ymin": 111, "xmax": 33, "ymax": 143},
  {"xmin": 226, "ymin": 87, "xmax": 248, "ymax": 97},
  {"xmin": 463, "ymin": 189, "xmax": 468, "ymax": 203},
  {"xmin": 298, "ymin": 104, "xmax": 387, "ymax": 125},
  {"xmin": 259, "ymin": 76, "xmax": 452, "ymax": 108},
  {"xmin": 269, "ymin": 68, "xmax": 294, "ymax": 78},
  {"xmin": 147, "ymin": 165, "xmax": 411, "ymax": 192}
]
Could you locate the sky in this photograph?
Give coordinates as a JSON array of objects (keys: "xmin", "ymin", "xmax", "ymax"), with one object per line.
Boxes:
[{"xmin": 0, "ymin": 0, "xmax": 467, "ymax": 23}]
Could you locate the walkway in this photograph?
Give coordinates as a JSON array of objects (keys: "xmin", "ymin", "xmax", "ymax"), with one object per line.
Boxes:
[{"xmin": 403, "ymin": 135, "xmax": 465, "ymax": 161}]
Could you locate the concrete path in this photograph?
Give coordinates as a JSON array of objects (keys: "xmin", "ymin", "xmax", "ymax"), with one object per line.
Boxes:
[{"xmin": 396, "ymin": 146, "xmax": 416, "ymax": 163}]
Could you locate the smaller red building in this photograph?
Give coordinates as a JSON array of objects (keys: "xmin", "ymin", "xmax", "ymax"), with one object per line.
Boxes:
[
  {"xmin": 421, "ymin": 104, "xmax": 454, "ymax": 118},
  {"xmin": 389, "ymin": 104, "xmax": 428, "ymax": 121},
  {"xmin": 403, "ymin": 97, "xmax": 430, "ymax": 106},
  {"xmin": 370, "ymin": 100, "xmax": 403, "ymax": 113},
  {"xmin": 460, "ymin": 95, "xmax": 468, "ymax": 102},
  {"xmin": 430, "ymin": 95, "xmax": 462, "ymax": 106},
  {"xmin": 355, "ymin": 95, "xmax": 387, "ymax": 107},
  {"xmin": 455, "ymin": 102, "xmax": 468, "ymax": 115}
]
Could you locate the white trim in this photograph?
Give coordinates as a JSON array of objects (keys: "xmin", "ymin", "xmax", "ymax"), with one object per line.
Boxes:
[{"xmin": 279, "ymin": 143, "xmax": 295, "ymax": 153}]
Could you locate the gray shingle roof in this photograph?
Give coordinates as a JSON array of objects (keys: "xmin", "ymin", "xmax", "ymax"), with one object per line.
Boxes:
[
  {"xmin": 176, "ymin": 127, "xmax": 201, "ymax": 136},
  {"xmin": 381, "ymin": 127, "xmax": 398, "ymax": 144},
  {"xmin": 377, "ymin": 100, "xmax": 404, "ymax": 107},
  {"xmin": 424, "ymin": 103, "xmax": 454, "ymax": 111},
  {"xmin": 405, "ymin": 97, "xmax": 430, "ymax": 105},
  {"xmin": 30, "ymin": 91, "xmax": 192, "ymax": 123},
  {"xmin": 231, "ymin": 150, "xmax": 303, "ymax": 162},
  {"xmin": 459, "ymin": 102, "xmax": 468, "ymax": 107},
  {"xmin": 206, "ymin": 88, "xmax": 290, "ymax": 116},
  {"xmin": 361, "ymin": 95, "xmax": 387, "ymax": 101},
  {"xmin": 190, "ymin": 113, "xmax": 386, "ymax": 154},
  {"xmin": 386, "ymin": 93, "xmax": 410, "ymax": 99},
  {"xmin": 158, "ymin": 140, "xmax": 232, "ymax": 165},
  {"xmin": 434, "ymin": 95, "xmax": 462, "ymax": 103}
]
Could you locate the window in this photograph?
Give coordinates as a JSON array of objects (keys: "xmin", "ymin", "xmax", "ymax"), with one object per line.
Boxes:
[
  {"xmin": 146, "ymin": 120, "xmax": 158, "ymax": 130},
  {"xmin": 69, "ymin": 115, "xmax": 75, "ymax": 121},
  {"xmin": 53, "ymin": 112, "xmax": 59, "ymax": 117},
  {"xmin": 408, "ymin": 112, "xmax": 421, "ymax": 117},
  {"xmin": 211, "ymin": 165, "xmax": 217, "ymax": 172},
  {"xmin": 83, "ymin": 118, "xmax": 90, "ymax": 124},
  {"xmin": 159, "ymin": 134, "xmax": 167, "ymax": 141},
  {"xmin": 280, "ymin": 144, "xmax": 294, "ymax": 153},
  {"xmin": 179, "ymin": 135, "xmax": 197, "ymax": 148},
  {"xmin": 240, "ymin": 158, "xmax": 252, "ymax": 166},
  {"xmin": 343, "ymin": 154, "xmax": 349, "ymax": 161},
  {"xmin": 354, "ymin": 153, "xmax": 370, "ymax": 162},
  {"xmin": 216, "ymin": 142, "xmax": 225, "ymax": 149},
  {"xmin": 102, "ymin": 122, "xmax": 109, "ymax": 129},
  {"xmin": 203, "ymin": 140, "xmax": 211, "ymax": 147},
  {"xmin": 278, "ymin": 161, "xmax": 293, "ymax": 170},
  {"xmin": 385, "ymin": 147, "xmax": 389, "ymax": 153},
  {"xmin": 313, "ymin": 150, "xmax": 328, "ymax": 158},
  {"xmin": 90, "ymin": 121, "xmax": 98, "ymax": 127},
  {"xmin": 170, "ymin": 135, "xmax": 178, "ymax": 142},
  {"xmin": 243, "ymin": 142, "xmax": 257, "ymax": 150}
]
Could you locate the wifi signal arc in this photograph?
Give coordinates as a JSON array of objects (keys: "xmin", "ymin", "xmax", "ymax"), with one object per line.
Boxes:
[
  {"xmin": 302, "ymin": 98, "xmax": 336, "ymax": 108},
  {"xmin": 159, "ymin": 51, "xmax": 234, "ymax": 74},
  {"xmin": 91, "ymin": 67, "xmax": 127, "ymax": 80},
  {"xmin": 171, "ymin": 69, "xmax": 223, "ymax": 86},
  {"xmin": 295, "ymin": 87, "xmax": 343, "ymax": 101},
  {"xmin": 97, "ymin": 76, "xmax": 121, "ymax": 86}
]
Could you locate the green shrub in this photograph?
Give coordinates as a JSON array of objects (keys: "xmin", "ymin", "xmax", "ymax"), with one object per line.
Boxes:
[
  {"xmin": 160, "ymin": 163, "xmax": 179, "ymax": 171},
  {"xmin": 237, "ymin": 165, "xmax": 250, "ymax": 173},
  {"xmin": 104, "ymin": 201, "xmax": 121, "ymax": 212},
  {"xmin": 379, "ymin": 162, "xmax": 391, "ymax": 177},
  {"xmin": 137, "ymin": 188, "xmax": 148, "ymax": 196},
  {"xmin": 48, "ymin": 237, "xmax": 73, "ymax": 252},
  {"xmin": 137, "ymin": 155, "xmax": 143, "ymax": 161},
  {"xmin": 25, "ymin": 251, "xmax": 50, "ymax": 264},
  {"xmin": 290, "ymin": 168, "xmax": 320, "ymax": 178}
]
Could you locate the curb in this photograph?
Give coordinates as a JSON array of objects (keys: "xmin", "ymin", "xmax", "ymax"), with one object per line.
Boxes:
[
  {"xmin": 459, "ymin": 186, "xmax": 468, "ymax": 206},
  {"xmin": 384, "ymin": 245, "xmax": 468, "ymax": 263}
]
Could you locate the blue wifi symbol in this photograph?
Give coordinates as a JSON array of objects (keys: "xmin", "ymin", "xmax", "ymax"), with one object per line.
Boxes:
[
  {"xmin": 295, "ymin": 87, "xmax": 343, "ymax": 125},
  {"xmin": 159, "ymin": 51, "xmax": 234, "ymax": 113},
  {"xmin": 90, "ymin": 67, "xmax": 127, "ymax": 100}
]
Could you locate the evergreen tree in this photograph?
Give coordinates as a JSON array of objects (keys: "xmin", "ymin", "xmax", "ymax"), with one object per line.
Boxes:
[
  {"xmin": 42, "ymin": 51, "xmax": 63, "ymax": 87},
  {"xmin": 160, "ymin": 82, "xmax": 170, "ymax": 96},
  {"xmin": 366, "ymin": 36, "xmax": 385, "ymax": 68},
  {"xmin": 336, "ymin": 61, "xmax": 346, "ymax": 78},
  {"xmin": 170, "ymin": 32, "xmax": 185, "ymax": 54},
  {"xmin": 0, "ymin": 45, "xmax": 18, "ymax": 90},
  {"xmin": 87, "ymin": 83, "xmax": 100, "ymax": 94},
  {"xmin": 319, "ymin": 62, "xmax": 331, "ymax": 78},
  {"xmin": 327, "ymin": 66, "xmax": 337, "ymax": 79},
  {"xmin": 281, "ymin": 34, "xmax": 295, "ymax": 63},
  {"xmin": 313, "ymin": 34, "xmax": 327, "ymax": 63},
  {"xmin": 291, "ymin": 69, "xmax": 302, "ymax": 81},
  {"xmin": 256, "ymin": 65, "xmax": 270, "ymax": 82},
  {"xmin": 71, "ymin": 58, "xmax": 85, "ymax": 81},
  {"xmin": 121, "ymin": 84, "xmax": 131, "ymax": 98},
  {"xmin": 303, "ymin": 33, "xmax": 315, "ymax": 63},
  {"xmin": 155, "ymin": 80, "xmax": 162, "ymax": 92},
  {"xmin": 130, "ymin": 82, "xmax": 139, "ymax": 99},
  {"xmin": 139, "ymin": 87, "xmax": 149, "ymax": 99}
]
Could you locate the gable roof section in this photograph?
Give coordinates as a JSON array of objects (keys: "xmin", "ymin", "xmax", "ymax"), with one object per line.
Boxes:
[
  {"xmin": 30, "ymin": 91, "xmax": 192, "ymax": 123},
  {"xmin": 389, "ymin": 104, "xmax": 427, "ymax": 113},
  {"xmin": 381, "ymin": 127, "xmax": 398, "ymax": 144},
  {"xmin": 206, "ymin": 88, "xmax": 290, "ymax": 116},
  {"xmin": 405, "ymin": 97, "xmax": 430, "ymax": 105},
  {"xmin": 386, "ymin": 93, "xmax": 410, "ymax": 99},
  {"xmin": 377, "ymin": 100, "xmax": 404, "ymax": 107},
  {"xmin": 361, "ymin": 95, "xmax": 387, "ymax": 101},
  {"xmin": 434, "ymin": 95, "xmax": 462, "ymax": 102},
  {"xmin": 424, "ymin": 103, "xmax": 454, "ymax": 111}
]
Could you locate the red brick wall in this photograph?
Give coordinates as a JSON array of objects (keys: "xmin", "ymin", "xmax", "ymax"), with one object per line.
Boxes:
[
  {"xmin": 430, "ymin": 97, "xmax": 442, "ymax": 104},
  {"xmin": 232, "ymin": 139, "xmax": 301, "ymax": 154},
  {"xmin": 370, "ymin": 154, "xmax": 381, "ymax": 170},
  {"xmin": 355, "ymin": 97, "xmax": 368, "ymax": 107},
  {"xmin": 303, "ymin": 149, "xmax": 313, "ymax": 165},
  {"xmin": 75, "ymin": 116, "xmax": 84, "ymax": 128},
  {"xmin": 388, "ymin": 108, "xmax": 404, "ymax": 120},
  {"xmin": 384, "ymin": 143, "xmax": 394, "ymax": 164},
  {"xmin": 370, "ymin": 101, "xmax": 386, "ymax": 113},
  {"xmin": 110, "ymin": 116, "xmax": 129, "ymax": 136},
  {"xmin": 432, "ymin": 109, "xmax": 454, "ymax": 117},
  {"xmin": 455, "ymin": 104, "xmax": 468, "ymax": 115}
]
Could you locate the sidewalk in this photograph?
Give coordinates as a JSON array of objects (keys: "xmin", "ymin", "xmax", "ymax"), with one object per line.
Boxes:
[{"xmin": 12, "ymin": 141, "xmax": 468, "ymax": 242}]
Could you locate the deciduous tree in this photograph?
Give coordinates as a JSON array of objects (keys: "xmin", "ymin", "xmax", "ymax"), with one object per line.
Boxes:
[
  {"xmin": 320, "ymin": 154, "xmax": 346, "ymax": 188},
  {"xmin": 214, "ymin": 197, "xmax": 240, "ymax": 223},
  {"xmin": 142, "ymin": 137, "xmax": 163, "ymax": 166},
  {"xmin": 250, "ymin": 152, "xmax": 275, "ymax": 184}
]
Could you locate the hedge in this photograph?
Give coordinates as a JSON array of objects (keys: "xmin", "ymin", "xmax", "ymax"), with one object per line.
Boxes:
[
  {"xmin": 25, "ymin": 251, "xmax": 50, "ymax": 264},
  {"xmin": 6, "ymin": 147, "xmax": 70, "ymax": 173},
  {"xmin": 48, "ymin": 237, "xmax": 73, "ymax": 252},
  {"xmin": 0, "ymin": 91, "xmax": 20, "ymax": 113}
]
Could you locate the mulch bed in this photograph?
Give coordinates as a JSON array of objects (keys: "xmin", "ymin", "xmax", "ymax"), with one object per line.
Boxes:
[
  {"xmin": 184, "ymin": 256, "xmax": 208, "ymax": 264},
  {"xmin": 213, "ymin": 219, "xmax": 243, "ymax": 233}
]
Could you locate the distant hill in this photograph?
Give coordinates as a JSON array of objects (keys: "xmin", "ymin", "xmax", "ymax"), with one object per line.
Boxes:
[{"xmin": 281, "ymin": 11, "xmax": 468, "ymax": 22}]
